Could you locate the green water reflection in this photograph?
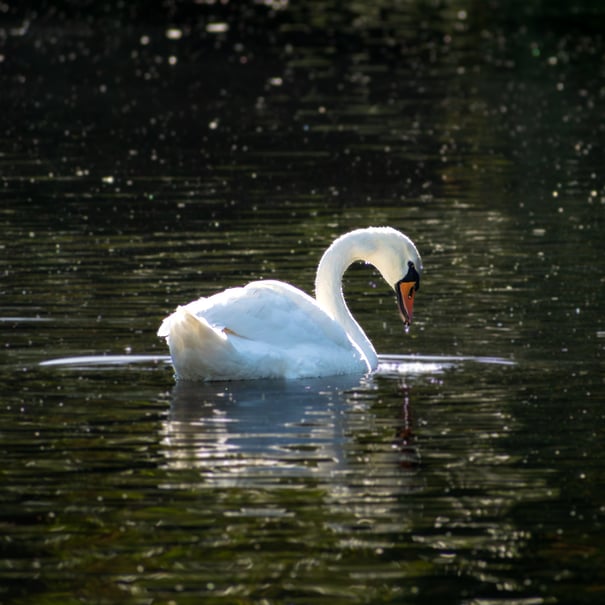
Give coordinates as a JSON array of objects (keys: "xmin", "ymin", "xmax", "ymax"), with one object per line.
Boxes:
[{"xmin": 1, "ymin": 1, "xmax": 604, "ymax": 604}]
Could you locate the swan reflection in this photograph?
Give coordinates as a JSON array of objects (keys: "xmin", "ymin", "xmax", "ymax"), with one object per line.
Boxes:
[{"xmin": 160, "ymin": 372, "xmax": 423, "ymax": 490}]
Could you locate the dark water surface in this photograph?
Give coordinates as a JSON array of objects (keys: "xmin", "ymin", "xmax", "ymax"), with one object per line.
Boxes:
[{"xmin": 2, "ymin": 2, "xmax": 604, "ymax": 604}]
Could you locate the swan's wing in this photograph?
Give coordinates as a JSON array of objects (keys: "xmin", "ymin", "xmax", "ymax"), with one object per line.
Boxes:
[
  {"xmin": 158, "ymin": 280, "xmax": 369, "ymax": 379},
  {"xmin": 158, "ymin": 306, "xmax": 246, "ymax": 380},
  {"xmin": 183, "ymin": 280, "xmax": 353, "ymax": 350}
]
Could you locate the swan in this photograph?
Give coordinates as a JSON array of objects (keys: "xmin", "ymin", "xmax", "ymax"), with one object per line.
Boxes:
[{"xmin": 158, "ymin": 226, "xmax": 421, "ymax": 381}]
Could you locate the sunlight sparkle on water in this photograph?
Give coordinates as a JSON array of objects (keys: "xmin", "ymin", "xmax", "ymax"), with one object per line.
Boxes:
[
  {"xmin": 206, "ymin": 23, "xmax": 229, "ymax": 34},
  {"xmin": 165, "ymin": 28, "xmax": 183, "ymax": 40}
]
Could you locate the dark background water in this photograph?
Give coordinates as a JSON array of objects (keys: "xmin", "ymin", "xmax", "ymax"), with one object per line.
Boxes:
[{"xmin": 1, "ymin": 1, "xmax": 604, "ymax": 604}]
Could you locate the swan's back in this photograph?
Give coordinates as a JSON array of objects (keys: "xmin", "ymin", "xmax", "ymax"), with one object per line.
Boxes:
[{"xmin": 159, "ymin": 280, "xmax": 369, "ymax": 380}]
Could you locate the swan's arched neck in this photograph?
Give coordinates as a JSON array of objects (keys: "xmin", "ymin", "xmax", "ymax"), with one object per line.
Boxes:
[
  {"xmin": 314, "ymin": 227, "xmax": 421, "ymax": 371},
  {"xmin": 314, "ymin": 234, "xmax": 376, "ymax": 369}
]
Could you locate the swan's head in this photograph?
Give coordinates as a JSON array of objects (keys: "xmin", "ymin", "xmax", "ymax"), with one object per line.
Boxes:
[
  {"xmin": 316, "ymin": 226, "xmax": 422, "ymax": 329},
  {"xmin": 357, "ymin": 227, "xmax": 422, "ymax": 326}
]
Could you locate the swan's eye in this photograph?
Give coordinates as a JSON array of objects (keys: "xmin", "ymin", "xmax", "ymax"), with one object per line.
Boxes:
[{"xmin": 401, "ymin": 261, "xmax": 420, "ymax": 292}]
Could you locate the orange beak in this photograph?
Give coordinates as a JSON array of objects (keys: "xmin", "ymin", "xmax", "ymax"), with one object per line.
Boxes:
[
  {"xmin": 396, "ymin": 261, "xmax": 420, "ymax": 328},
  {"xmin": 397, "ymin": 280, "xmax": 416, "ymax": 326}
]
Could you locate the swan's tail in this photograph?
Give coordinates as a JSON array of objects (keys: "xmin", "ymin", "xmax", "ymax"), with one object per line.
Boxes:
[{"xmin": 158, "ymin": 307, "xmax": 238, "ymax": 380}]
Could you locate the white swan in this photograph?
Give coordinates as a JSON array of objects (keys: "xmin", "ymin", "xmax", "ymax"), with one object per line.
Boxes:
[{"xmin": 158, "ymin": 226, "xmax": 422, "ymax": 381}]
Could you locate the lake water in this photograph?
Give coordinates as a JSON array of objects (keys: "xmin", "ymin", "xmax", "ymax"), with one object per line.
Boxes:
[{"xmin": 1, "ymin": 2, "xmax": 604, "ymax": 604}]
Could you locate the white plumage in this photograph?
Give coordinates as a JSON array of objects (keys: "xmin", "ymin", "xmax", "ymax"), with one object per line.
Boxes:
[{"xmin": 158, "ymin": 227, "xmax": 422, "ymax": 381}]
